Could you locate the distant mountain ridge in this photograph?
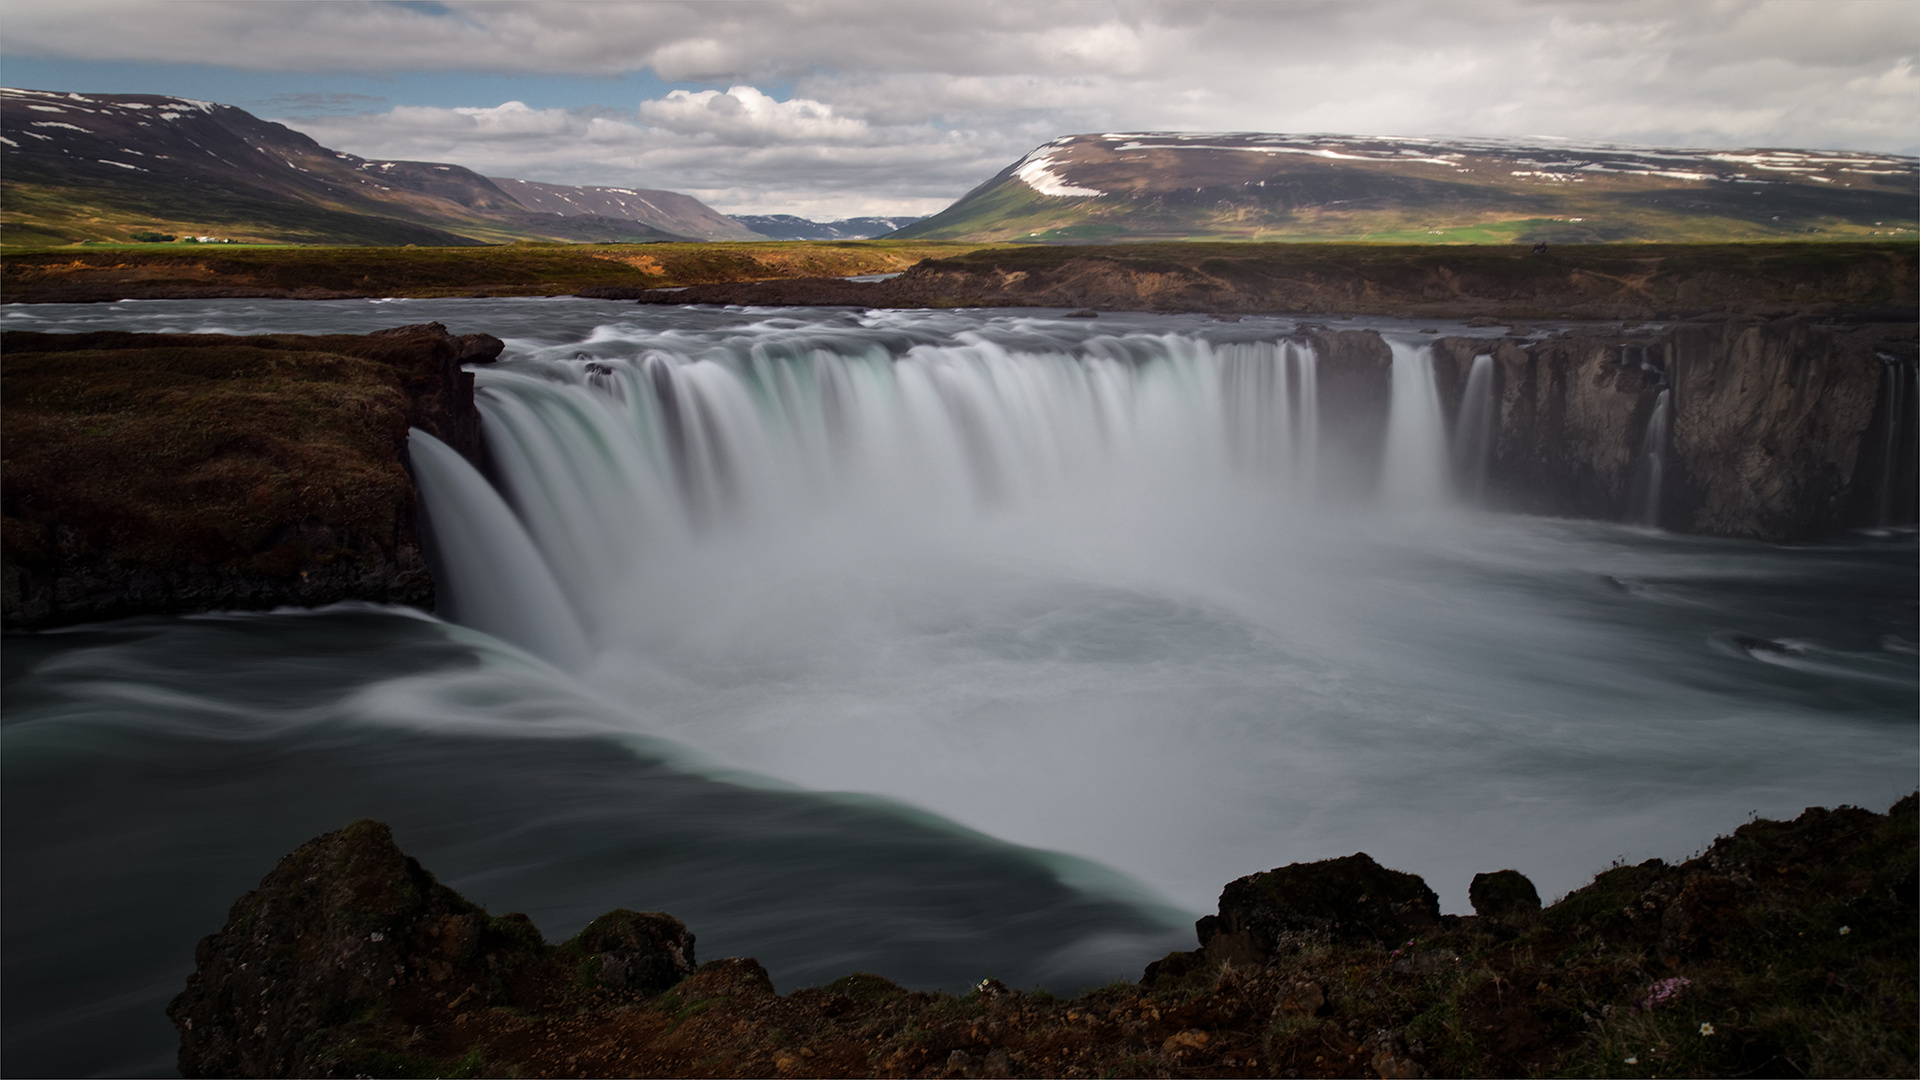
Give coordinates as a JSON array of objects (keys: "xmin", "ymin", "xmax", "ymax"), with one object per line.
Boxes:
[
  {"xmin": 732, "ymin": 214, "xmax": 927, "ymax": 240},
  {"xmin": 0, "ymin": 88, "xmax": 739, "ymax": 246},
  {"xmin": 486, "ymin": 178, "xmax": 760, "ymax": 241},
  {"xmin": 893, "ymin": 131, "xmax": 1919, "ymax": 243}
]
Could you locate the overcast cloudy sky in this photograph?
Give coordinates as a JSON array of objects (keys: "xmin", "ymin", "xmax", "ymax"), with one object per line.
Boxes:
[{"xmin": 4, "ymin": 0, "xmax": 1915, "ymax": 218}]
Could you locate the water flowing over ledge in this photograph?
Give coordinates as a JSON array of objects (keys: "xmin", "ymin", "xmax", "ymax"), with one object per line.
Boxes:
[
  {"xmin": 400, "ymin": 308, "xmax": 1915, "ymax": 664},
  {"xmin": 3, "ymin": 301, "xmax": 1914, "ymax": 1077}
]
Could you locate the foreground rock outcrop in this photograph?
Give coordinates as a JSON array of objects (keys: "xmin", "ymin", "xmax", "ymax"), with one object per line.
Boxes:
[
  {"xmin": 172, "ymin": 796, "xmax": 1916, "ymax": 1078},
  {"xmin": 0, "ymin": 323, "xmax": 499, "ymax": 628}
]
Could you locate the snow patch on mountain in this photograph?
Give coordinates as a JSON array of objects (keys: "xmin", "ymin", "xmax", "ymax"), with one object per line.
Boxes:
[{"xmin": 1013, "ymin": 140, "xmax": 1103, "ymax": 197}]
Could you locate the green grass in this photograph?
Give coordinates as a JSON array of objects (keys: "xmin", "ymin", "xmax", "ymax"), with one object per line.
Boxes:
[{"xmin": 0, "ymin": 240, "xmax": 1008, "ymax": 302}]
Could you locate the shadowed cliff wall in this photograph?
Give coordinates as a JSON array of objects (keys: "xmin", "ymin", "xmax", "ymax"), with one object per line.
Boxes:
[{"xmin": 1426, "ymin": 319, "xmax": 1917, "ymax": 540}]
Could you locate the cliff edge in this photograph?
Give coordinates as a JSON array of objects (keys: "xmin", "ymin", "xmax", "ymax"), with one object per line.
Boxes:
[
  {"xmin": 0, "ymin": 322, "xmax": 498, "ymax": 629},
  {"xmin": 170, "ymin": 797, "xmax": 1916, "ymax": 1078}
]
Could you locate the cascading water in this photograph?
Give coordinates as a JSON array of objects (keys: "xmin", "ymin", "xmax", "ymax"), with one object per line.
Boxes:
[
  {"xmin": 1380, "ymin": 338, "xmax": 1451, "ymax": 509},
  {"xmin": 1639, "ymin": 388, "xmax": 1673, "ymax": 527},
  {"xmin": 1874, "ymin": 358, "xmax": 1915, "ymax": 528},
  {"xmin": 428, "ymin": 329, "xmax": 1330, "ymax": 660},
  {"xmin": 7, "ymin": 300, "xmax": 1914, "ymax": 1080},
  {"xmin": 409, "ymin": 430, "xmax": 593, "ymax": 665},
  {"xmin": 1452, "ymin": 353, "xmax": 1496, "ymax": 504}
]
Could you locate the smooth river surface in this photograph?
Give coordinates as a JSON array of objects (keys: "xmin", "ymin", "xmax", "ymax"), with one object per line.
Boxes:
[{"xmin": 4, "ymin": 298, "xmax": 1914, "ymax": 1078}]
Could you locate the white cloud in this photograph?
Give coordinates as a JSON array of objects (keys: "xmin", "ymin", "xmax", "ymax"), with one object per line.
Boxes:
[
  {"xmin": 289, "ymin": 89, "xmax": 1034, "ymax": 218},
  {"xmin": 7, "ymin": 0, "xmax": 1916, "ymax": 216},
  {"xmin": 639, "ymin": 87, "xmax": 868, "ymax": 144}
]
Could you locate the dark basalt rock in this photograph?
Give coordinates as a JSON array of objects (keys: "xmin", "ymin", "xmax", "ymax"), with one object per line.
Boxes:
[
  {"xmin": 1427, "ymin": 318, "xmax": 1917, "ymax": 540},
  {"xmin": 170, "ymin": 797, "xmax": 1917, "ymax": 1078},
  {"xmin": 1197, "ymin": 852, "xmax": 1442, "ymax": 967},
  {"xmin": 167, "ymin": 820, "xmax": 696, "ymax": 1079},
  {"xmin": 169, "ymin": 820, "xmax": 521, "ymax": 1078},
  {"xmin": 1468, "ymin": 869, "xmax": 1542, "ymax": 920},
  {"xmin": 1, "ymin": 323, "xmax": 498, "ymax": 628},
  {"xmin": 571, "ymin": 908, "xmax": 697, "ymax": 993}
]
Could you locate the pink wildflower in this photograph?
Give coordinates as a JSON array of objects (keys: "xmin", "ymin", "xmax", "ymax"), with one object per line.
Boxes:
[{"xmin": 1639, "ymin": 976, "xmax": 1692, "ymax": 1010}]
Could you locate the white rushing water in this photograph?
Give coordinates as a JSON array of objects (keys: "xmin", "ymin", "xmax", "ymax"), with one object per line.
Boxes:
[
  {"xmin": 1640, "ymin": 389, "xmax": 1673, "ymax": 527},
  {"xmin": 1453, "ymin": 353, "xmax": 1496, "ymax": 504},
  {"xmin": 388, "ymin": 307, "xmax": 1913, "ymax": 914},
  {"xmin": 5, "ymin": 299, "xmax": 1911, "ymax": 1080},
  {"xmin": 1380, "ymin": 338, "xmax": 1450, "ymax": 510}
]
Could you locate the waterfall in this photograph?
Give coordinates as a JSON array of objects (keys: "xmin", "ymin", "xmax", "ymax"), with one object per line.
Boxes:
[
  {"xmin": 1294, "ymin": 341, "xmax": 1320, "ymax": 496},
  {"xmin": 1452, "ymin": 353, "xmax": 1495, "ymax": 504},
  {"xmin": 1874, "ymin": 361, "xmax": 1899, "ymax": 527},
  {"xmin": 1638, "ymin": 389, "xmax": 1672, "ymax": 527},
  {"xmin": 413, "ymin": 330, "xmax": 1331, "ymax": 651},
  {"xmin": 1380, "ymin": 338, "xmax": 1450, "ymax": 509},
  {"xmin": 1217, "ymin": 339, "xmax": 1318, "ymax": 493},
  {"xmin": 407, "ymin": 429, "xmax": 592, "ymax": 666}
]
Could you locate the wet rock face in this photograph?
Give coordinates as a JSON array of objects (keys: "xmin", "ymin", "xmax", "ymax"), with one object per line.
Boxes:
[
  {"xmin": 1198, "ymin": 852, "xmax": 1443, "ymax": 966},
  {"xmin": 1469, "ymin": 870, "xmax": 1543, "ymax": 920},
  {"xmin": 1430, "ymin": 319, "xmax": 1917, "ymax": 540},
  {"xmin": 1431, "ymin": 331, "xmax": 1664, "ymax": 523},
  {"xmin": 1303, "ymin": 327, "xmax": 1393, "ymax": 494},
  {"xmin": 1664, "ymin": 319, "xmax": 1911, "ymax": 539}
]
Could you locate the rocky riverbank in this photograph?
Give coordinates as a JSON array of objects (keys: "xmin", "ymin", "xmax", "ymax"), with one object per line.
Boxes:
[
  {"xmin": 0, "ymin": 322, "xmax": 496, "ymax": 629},
  {"xmin": 638, "ymin": 243, "xmax": 1917, "ymax": 323},
  {"xmin": 169, "ymin": 797, "xmax": 1917, "ymax": 1078}
]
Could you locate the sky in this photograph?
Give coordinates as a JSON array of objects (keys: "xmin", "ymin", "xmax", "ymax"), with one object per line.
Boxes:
[{"xmin": 3, "ymin": 0, "xmax": 1916, "ymax": 219}]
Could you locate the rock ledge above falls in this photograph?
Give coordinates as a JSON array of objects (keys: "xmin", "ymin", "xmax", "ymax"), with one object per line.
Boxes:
[
  {"xmin": 170, "ymin": 796, "xmax": 1916, "ymax": 1079},
  {"xmin": 0, "ymin": 322, "xmax": 499, "ymax": 629}
]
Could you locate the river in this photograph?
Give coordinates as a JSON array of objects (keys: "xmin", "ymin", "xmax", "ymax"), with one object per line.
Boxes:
[{"xmin": 3, "ymin": 298, "xmax": 1913, "ymax": 1077}]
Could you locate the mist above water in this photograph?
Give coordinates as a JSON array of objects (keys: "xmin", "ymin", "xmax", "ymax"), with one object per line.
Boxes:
[
  {"xmin": 406, "ymin": 307, "xmax": 1917, "ymax": 914},
  {"xmin": 3, "ymin": 299, "xmax": 1912, "ymax": 1077}
]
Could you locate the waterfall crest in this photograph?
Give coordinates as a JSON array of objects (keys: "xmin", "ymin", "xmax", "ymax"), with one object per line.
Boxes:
[
  {"xmin": 1380, "ymin": 338, "xmax": 1450, "ymax": 510},
  {"xmin": 411, "ymin": 328, "xmax": 1357, "ymax": 649},
  {"xmin": 1452, "ymin": 353, "xmax": 1496, "ymax": 504}
]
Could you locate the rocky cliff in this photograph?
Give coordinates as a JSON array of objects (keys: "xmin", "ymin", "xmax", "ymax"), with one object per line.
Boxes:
[
  {"xmin": 0, "ymin": 323, "xmax": 498, "ymax": 629},
  {"xmin": 169, "ymin": 797, "xmax": 1917, "ymax": 1078},
  {"xmin": 645, "ymin": 243, "xmax": 1918, "ymax": 323},
  {"xmin": 649, "ymin": 252, "xmax": 1916, "ymax": 541},
  {"xmin": 1426, "ymin": 319, "xmax": 1918, "ymax": 540}
]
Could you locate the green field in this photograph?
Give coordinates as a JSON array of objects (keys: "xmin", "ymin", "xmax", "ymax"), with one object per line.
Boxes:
[{"xmin": 0, "ymin": 240, "xmax": 1008, "ymax": 303}]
